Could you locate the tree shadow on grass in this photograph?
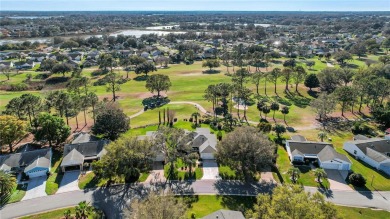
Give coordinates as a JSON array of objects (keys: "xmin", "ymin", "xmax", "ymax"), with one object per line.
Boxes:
[
  {"xmin": 142, "ymin": 96, "xmax": 170, "ymax": 110},
  {"xmin": 133, "ymin": 75, "xmax": 148, "ymax": 81},
  {"xmin": 307, "ymin": 90, "xmax": 319, "ymax": 98},
  {"xmin": 202, "ymin": 70, "xmax": 221, "ymax": 74},
  {"xmin": 284, "ymin": 92, "xmax": 311, "ymax": 108},
  {"xmin": 218, "ymin": 195, "xmax": 257, "ymax": 213},
  {"xmin": 45, "ymin": 76, "xmax": 70, "ymax": 85}
]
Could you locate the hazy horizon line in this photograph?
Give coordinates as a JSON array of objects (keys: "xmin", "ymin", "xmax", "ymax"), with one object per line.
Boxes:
[{"xmin": 1, "ymin": 10, "xmax": 390, "ymax": 12}]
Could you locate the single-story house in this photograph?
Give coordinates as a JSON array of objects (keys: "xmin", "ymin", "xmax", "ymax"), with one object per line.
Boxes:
[
  {"xmin": 202, "ymin": 210, "xmax": 245, "ymax": 219},
  {"xmin": 0, "ymin": 148, "xmax": 52, "ymax": 178},
  {"xmin": 343, "ymin": 138, "xmax": 390, "ymax": 175},
  {"xmin": 60, "ymin": 139, "xmax": 109, "ymax": 172},
  {"xmin": 286, "ymin": 140, "xmax": 351, "ymax": 170}
]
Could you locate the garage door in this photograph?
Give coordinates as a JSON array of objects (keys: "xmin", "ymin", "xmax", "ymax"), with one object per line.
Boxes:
[
  {"xmin": 321, "ymin": 163, "xmax": 340, "ymax": 170},
  {"xmin": 201, "ymin": 153, "xmax": 214, "ymax": 160},
  {"xmin": 27, "ymin": 170, "xmax": 47, "ymax": 178}
]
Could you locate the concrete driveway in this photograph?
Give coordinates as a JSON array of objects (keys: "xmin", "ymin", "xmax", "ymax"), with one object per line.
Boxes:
[
  {"xmin": 145, "ymin": 162, "xmax": 166, "ymax": 183},
  {"xmin": 202, "ymin": 160, "xmax": 220, "ymax": 180},
  {"xmin": 325, "ymin": 169, "xmax": 353, "ymax": 191},
  {"xmin": 57, "ymin": 171, "xmax": 80, "ymax": 193},
  {"xmin": 22, "ymin": 176, "xmax": 47, "ymax": 200}
]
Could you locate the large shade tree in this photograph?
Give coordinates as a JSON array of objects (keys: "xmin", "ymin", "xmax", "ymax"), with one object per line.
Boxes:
[
  {"xmin": 145, "ymin": 74, "xmax": 172, "ymax": 97},
  {"xmin": 216, "ymin": 126, "xmax": 275, "ymax": 181},
  {"xmin": 0, "ymin": 115, "xmax": 27, "ymax": 153},
  {"xmin": 92, "ymin": 103, "xmax": 129, "ymax": 140}
]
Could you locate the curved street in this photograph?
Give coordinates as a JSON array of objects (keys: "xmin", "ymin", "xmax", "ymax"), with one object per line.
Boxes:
[{"xmin": 1, "ymin": 180, "xmax": 389, "ymax": 219}]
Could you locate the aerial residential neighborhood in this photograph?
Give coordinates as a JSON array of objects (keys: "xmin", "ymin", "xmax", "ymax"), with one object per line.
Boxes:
[{"xmin": 0, "ymin": 1, "xmax": 390, "ymax": 219}]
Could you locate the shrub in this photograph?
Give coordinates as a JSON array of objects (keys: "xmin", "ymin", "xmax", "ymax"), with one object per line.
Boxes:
[
  {"xmin": 34, "ymin": 73, "xmax": 49, "ymax": 80},
  {"xmin": 349, "ymin": 173, "xmax": 366, "ymax": 187},
  {"xmin": 91, "ymin": 69, "xmax": 108, "ymax": 76},
  {"xmin": 7, "ymin": 83, "xmax": 29, "ymax": 91}
]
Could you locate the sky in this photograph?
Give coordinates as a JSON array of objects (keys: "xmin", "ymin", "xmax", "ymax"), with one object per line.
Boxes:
[{"xmin": 0, "ymin": 0, "xmax": 389, "ymax": 11}]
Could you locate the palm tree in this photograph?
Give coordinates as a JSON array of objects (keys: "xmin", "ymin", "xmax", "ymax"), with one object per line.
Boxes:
[
  {"xmin": 191, "ymin": 112, "xmax": 200, "ymax": 125},
  {"xmin": 273, "ymin": 123, "xmax": 286, "ymax": 139},
  {"xmin": 63, "ymin": 209, "xmax": 71, "ymax": 219},
  {"xmin": 262, "ymin": 105, "xmax": 270, "ymax": 120},
  {"xmin": 257, "ymin": 101, "xmax": 265, "ymax": 119},
  {"xmin": 0, "ymin": 170, "xmax": 16, "ymax": 202},
  {"xmin": 281, "ymin": 106, "xmax": 289, "ymax": 123},
  {"xmin": 318, "ymin": 131, "xmax": 327, "ymax": 142},
  {"xmin": 287, "ymin": 167, "xmax": 301, "ymax": 183},
  {"xmin": 270, "ymin": 102, "xmax": 280, "ymax": 121},
  {"xmin": 75, "ymin": 201, "xmax": 93, "ymax": 219},
  {"xmin": 313, "ymin": 168, "xmax": 327, "ymax": 183}
]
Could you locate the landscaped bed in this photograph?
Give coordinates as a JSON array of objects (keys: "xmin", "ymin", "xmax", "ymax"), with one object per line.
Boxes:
[{"xmin": 164, "ymin": 158, "xmax": 203, "ymax": 180}]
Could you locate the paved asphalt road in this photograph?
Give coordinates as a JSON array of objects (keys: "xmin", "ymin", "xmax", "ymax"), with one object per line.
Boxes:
[{"xmin": 1, "ymin": 180, "xmax": 389, "ymax": 219}]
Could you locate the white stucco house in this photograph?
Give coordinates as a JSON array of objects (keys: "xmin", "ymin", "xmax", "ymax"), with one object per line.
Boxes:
[
  {"xmin": 343, "ymin": 138, "xmax": 390, "ymax": 175},
  {"xmin": 286, "ymin": 139, "xmax": 351, "ymax": 171}
]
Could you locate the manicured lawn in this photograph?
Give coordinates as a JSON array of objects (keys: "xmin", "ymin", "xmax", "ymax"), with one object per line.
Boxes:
[
  {"xmin": 335, "ymin": 205, "xmax": 390, "ymax": 219},
  {"xmin": 275, "ymin": 146, "xmax": 330, "ymax": 188},
  {"xmin": 21, "ymin": 207, "xmax": 75, "ymax": 219},
  {"xmin": 7, "ymin": 183, "xmax": 27, "ymax": 204},
  {"xmin": 164, "ymin": 158, "xmax": 203, "ymax": 180},
  {"xmin": 45, "ymin": 149, "xmax": 63, "ymax": 195},
  {"xmin": 78, "ymin": 171, "xmax": 149, "ymax": 189},
  {"xmin": 218, "ymin": 165, "xmax": 238, "ymax": 180},
  {"xmin": 183, "ymin": 195, "xmax": 256, "ymax": 218}
]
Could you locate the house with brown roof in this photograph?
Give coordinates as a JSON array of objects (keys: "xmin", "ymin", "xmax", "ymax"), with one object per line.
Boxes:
[{"xmin": 343, "ymin": 138, "xmax": 390, "ymax": 175}]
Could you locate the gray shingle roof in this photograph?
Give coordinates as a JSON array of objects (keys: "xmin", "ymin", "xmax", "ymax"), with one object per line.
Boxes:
[
  {"xmin": 25, "ymin": 156, "xmax": 50, "ymax": 172},
  {"xmin": 72, "ymin": 132, "xmax": 100, "ymax": 144},
  {"xmin": 317, "ymin": 145, "xmax": 351, "ymax": 163},
  {"xmin": 291, "ymin": 149, "xmax": 304, "ymax": 156},
  {"xmin": 0, "ymin": 148, "xmax": 51, "ymax": 172},
  {"xmin": 352, "ymin": 139, "xmax": 390, "ymax": 154},
  {"xmin": 202, "ymin": 210, "xmax": 245, "ymax": 219},
  {"xmin": 353, "ymin": 134, "xmax": 369, "ymax": 141},
  {"xmin": 288, "ymin": 141, "xmax": 332, "ymax": 155},
  {"xmin": 61, "ymin": 149, "xmax": 85, "ymax": 167},
  {"xmin": 366, "ymin": 148, "xmax": 389, "ymax": 163}
]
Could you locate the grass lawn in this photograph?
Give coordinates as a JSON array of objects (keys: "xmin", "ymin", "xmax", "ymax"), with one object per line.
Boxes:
[
  {"xmin": 78, "ymin": 171, "xmax": 149, "ymax": 189},
  {"xmin": 183, "ymin": 195, "xmax": 256, "ymax": 218},
  {"xmin": 20, "ymin": 207, "xmax": 75, "ymax": 219},
  {"xmin": 7, "ymin": 183, "xmax": 27, "ymax": 204},
  {"xmin": 275, "ymin": 146, "xmax": 330, "ymax": 188},
  {"xmin": 45, "ymin": 149, "xmax": 63, "ymax": 195},
  {"xmin": 164, "ymin": 158, "xmax": 203, "ymax": 180},
  {"xmin": 335, "ymin": 205, "xmax": 390, "ymax": 219},
  {"xmin": 218, "ymin": 165, "xmax": 238, "ymax": 180}
]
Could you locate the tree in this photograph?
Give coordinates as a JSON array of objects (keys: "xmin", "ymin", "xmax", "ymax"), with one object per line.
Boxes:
[
  {"xmin": 45, "ymin": 91, "xmax": 72, "ymax": 125},
  {"xmin": 349, "ymin": 173, "xmax": 366, "ymax": 187},
  {"xmin": 106, "ymin": 73, "xmax": 121, "ymax": 102},
  {"xmin": 280, "ymin": 106, "xmax": 289, "ymax": 123},
  {"xmin": 0, "ymin": 115, "xmax": 27, "ymax": 153},
  {"xmin": 382, "ymin": 37, "xmax": 390, "ymax": 54},
  {"xmin": 273, "ymin": 123, "xmax": 286, "ymax": 139},
  {"xmin": 246, "ymin": 184, "xmax": 340, "ymax": 219},
  {"xmin": 270, "ymin": 102, "xmax": 279, "ymax": 121},
  {"xmin": 333, "ymin": 50, "xmax": 352, "ymax": 65},
  {"xmin": 310, "ymin": 93, "xmax": 337, "ymax": 121},
  {"xmin": 3, "ymin": 97, "xmax": 25, "ymax": 120},
  {"xmin": 317, "ymin": 68, "xmax": 342, "ymax": 93},
  {"xmin": 129, "ymin": 55, "xmax": 146, "ymax": 67},
  {"xmin": 145, "ymin": 74, "xmax": 172, "ymax": 97},
  {"xmin": 154, "ymin": 127, "xmax": 193, "ymax": 179},
  {"xmin": 126, "ymin": 190, "xmax": 187, "ymax": 219},
  {"xmin": 251, "ymin": 71, "xmax": 262, "ymax": 95},
  {"xmin": 350, "ymin": 42, "xmax": 367, "ymax": 59},
  {"xmin": 313, "ymin": 168, "xmax": 327, "ymax": 183},
  {"xmin": 318, "ymin": 131, "xmax": 327, "ymax": 142},
  {"xmin": 92, "ymin": 103, "xmax": 129, "ymax": 140},
  {"xmin": 339, "ymin": 67, "xmax": 355, "ymax": 86},
  {"xmin": 257, "ymin": 122, "xmax": 272, "ymax": 133},
  {"xmin": 262, "ymin": 105, "xmax": 271, "ymax": 120},
  {"xmin": 93, "ymin": 136, "xmax": 154, "ymax": 182},
  {"xmin": 268, "ymin": 68, "xmax": 281, "ymax": 94},
  {"xmin": 292, "ymin": 66, "xmax": 307, "ymax": 92},
  {"xmin": 32, "ymin": 113, "xmax": 71, "ymax": 147},
  {"xmin": 257, "ymin": 101, "xmax": 266, "ymax": 119},
  {"xmin": 98, "ymin": 53, "xmax": 116, "ymax": 72},
  {"xmin": 378, "ymin": 55, "xmax": 390, "ymax": 64},
  {"xmin": 18, "ymin": 94, "xmax": 43, "ymax": 124},
  {"xmin": 52, "ymin": 63, "xmax": 73, "ymax": 77},
  {"xmin": 87, "ymin": 92, "xmax": 99, "ymax": 123},
  {"xmin": 304, "ymin": 73, "xmax": 320, "ymax": 91},
  {"xmin": 334, "ymin": 86, "xmax": 355, "ymax": 116},
  {"xmin": 202, "ymin": 59, "xmax": 220, "ymax": 71},
  {"xmin": 287, "ymin": 167, "xmax": 301, "ymax": 183},
  {"xmin": 0, "ymin": 66, "xmax": 12, "ymax": 80},
  {"xmin": 63, "ymin": 209, "xmax": 71, "ymax": 219},
  {"xmin": 135, "ymin": 62, "xmax": 157, "ymax": 76},
  {"xmin": 216, "ymin": 126, "xmax": 275, "ymax": 181},
  {"xmin": 40, "ymin": 59, "xmax": 57, "ymax": 73},
  {"xmin": 0, "ymin": 170, "xmax": 16, "ymax": 202},
  {"xmin": 75, "ymin": 201, "xmax": 93, "ymax": 219},
  {"xmin": 281, "ymin": 68, "xmax": 293, "ymax": 92}
]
